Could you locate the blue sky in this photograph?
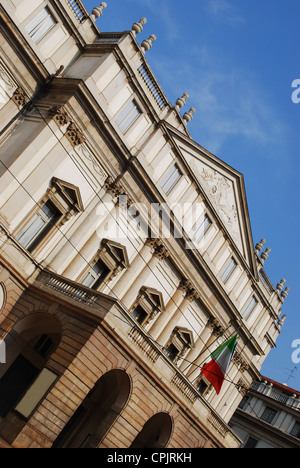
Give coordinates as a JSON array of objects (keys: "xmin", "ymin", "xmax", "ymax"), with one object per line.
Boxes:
[{"xmin": 84, "ymin": 0, "xmax": 300, "ymax": 390}]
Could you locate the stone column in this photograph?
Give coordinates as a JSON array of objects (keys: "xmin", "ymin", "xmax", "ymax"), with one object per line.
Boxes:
[
  {"xmin": 149, "ymin": 287, "xmax": 184, "ymax": 340},
  {"xmin": 112, "ymin": 241, "xmax": 153, "ymax": 300},
  {"xmin": 155, "ymin": 287, "xmax": 193, "ymax": 346},
  {"xmin": 51, "ymin": 191, "xmax": 115, "ymax": 276},
  {"xmin": 120, "ymin": 239, "xmax": 168, "ymax": 309}
]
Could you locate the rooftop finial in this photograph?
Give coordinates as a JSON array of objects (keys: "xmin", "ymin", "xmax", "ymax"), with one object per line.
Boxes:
[
  {"xmin": 255, "ymin": 238, "xmax": 266, "ymax": 252},
  {"xmin": 281, "ymin": 286, "xmax": 290, "ymax": 299},
  {"xmin": 132, "ymin": 18, "xmax": 147, "ymax": 35},
  {"xmin": 261, "ymin": 247, "xmax": 271, "ymax": 261},
  {"xmin": 183, "ymin": 107, "xmax": 196, "ymax": 122},
  {"xmin": 276, "ymin": 279, "xmax": 286, "ymax": 292},
  {"xmin": 176, "ymin": 93, "xmax": 189, "ymax": 109},
  {"xmin": 141, "ymin": 34, "xmax": 157, "ymax": 52},
  {"xmin": 278, "ymin": 314, "xmax": 287, "ymax": 327},
  {"xmin": 91, "ymin": 2, "xmax": 107, "ymax": 19}
]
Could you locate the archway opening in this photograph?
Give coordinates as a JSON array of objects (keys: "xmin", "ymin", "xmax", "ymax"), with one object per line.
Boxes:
[
  {"xmin": 0, "ymin": 313, "xmax": 61, "ymax": 418},
  {"xmin": 0, "ymin": 313, "xmax": 61, "ymax": 443},
  {"xmin": 130, "ymin": 412, "xmax": 173, "ymax": 449},
  {"xmin": 53, "ymin": 369, "xmax": 131, "ymax": 448}
]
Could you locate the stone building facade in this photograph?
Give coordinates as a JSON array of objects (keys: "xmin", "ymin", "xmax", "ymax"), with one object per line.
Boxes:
[
  {"xmin": 229, "ymin": 377, "xmax": 300, "ymax": 448},
  {"xmin": 0, "ymin": 0, "xmax": 289, "ymax": 448}
]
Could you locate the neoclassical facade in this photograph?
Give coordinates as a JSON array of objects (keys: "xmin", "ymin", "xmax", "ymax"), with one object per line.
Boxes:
[{"xmin": 0, "ymin": 0, "xmax": 289, "ymax": 448}]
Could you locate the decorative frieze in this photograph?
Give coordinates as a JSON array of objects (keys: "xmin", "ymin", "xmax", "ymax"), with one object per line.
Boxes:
[
  {"xmin": 236, "ymin": 378, "xmax": 249, "ymax": 397},
  {"xmin": 178, "ymin": 278, "xmax": 200, "ymax": 302},
  {"xmin": 233, "ymin": 351, "xmax": 249, "ymax": 373},
  {"xmin": 75, "ymin": 144, "xmax": 107, "ymax": 180}
]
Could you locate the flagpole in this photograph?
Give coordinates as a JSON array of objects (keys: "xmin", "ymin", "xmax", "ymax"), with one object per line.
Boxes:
[
  {"xmin": 190, "ymin": 334, "xmax": 238, "ymax": 385},
  {"xmin": 181, "ymin": 324, "xmax": 233, "ymax": 374},
  {"xmin": 181, "ymin": 315, "xmax": 247, "ymax": 377},
  {"xmin": 183, "ymin": 326, "xmax": 240, "ymax": 379}
]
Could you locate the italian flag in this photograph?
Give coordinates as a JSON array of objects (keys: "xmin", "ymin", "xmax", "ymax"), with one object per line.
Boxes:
[{"xmin": 200, "ymin": 335, "xmax": 238, "ymax": 395}]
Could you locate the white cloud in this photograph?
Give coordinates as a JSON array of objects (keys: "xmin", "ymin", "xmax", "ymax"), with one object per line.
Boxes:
[
  {"xmin": 189, "ymin": 68, "xmax": 286, "ymax": 155},
  {"xmin": 152, "ymin": 54, "xmax": 286, "ymax": 157},
  {"xmin": 206, "ymin": 0, "xmax": 245, "ymax": 26}
]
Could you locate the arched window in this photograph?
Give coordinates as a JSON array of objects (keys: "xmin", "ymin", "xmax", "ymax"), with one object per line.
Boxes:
[
  {"xmin": 53, "ymin": 369, "xmax": 131, "ymax": 448},
  {"xmin": 130, "ymin": 413, "xmax": 173, "ymax": 449}
]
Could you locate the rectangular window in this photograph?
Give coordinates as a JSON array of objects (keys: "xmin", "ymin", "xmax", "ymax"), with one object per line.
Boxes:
[
  {"xmin": 16, "ymin": 201, "xmax": 60, "ymax": 253},
  {"xmin": 197, "ymin": 379, "xmax": 209, "ymax": 395},
  {"xmin": 238, "ymin": 396, "xmax": 249, "ymax": 410},
  {"xmin": 81, "ymin": 260, "xmax": 110, "ymax": 290},
  {"xmin": 244, "ymin": 436, "xmax": 258, "ymax": 449},
  {"xmin": 192, "ymin": 214, "xmax": 212, "ymax": 242},
  {"xmin": 260, "ymin": 407, "xmax": 277, "ymax": 424},
  {"xmin": 132, "ymin": 306, "xmax": 148, "ymax": 326},
  {"xmin": 241, "ymin": 295, "xmax": 258, "ymax": 319},
  {"xmin": 290, "ymin": 422, "xmax": 300, "ymax": 439},
  {"xmin": 220, "ymin": 257, "xmax": 238, "ymax": 283},
  {"xmin": 25, "ymin": 8, "xmax": 56, "ymax": 44},
  {"xmin": 160, "ymin": 164, "xmax": 182, "ymax": 194},
  {"xmin": 165, "ymin": 344, "xmax": 179, "ymax": 362},
  {"xmin": 116, "ymin": 100, "xmax": 141, "ymax": 133}
]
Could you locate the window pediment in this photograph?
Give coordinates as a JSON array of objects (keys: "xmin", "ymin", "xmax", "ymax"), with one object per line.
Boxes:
[
  {"xmin": 131, "ymin": 287, "xmax": 164, "ymax": 328},
  {"xmin": 165, "ymin": 327, "xmax": 194, "ymax": 364},
  {"xmin": 50, "ymin": 178, "xmax": 84, "ymax": 214},
  {"xmin": 101, "ymin": 239, "xmax": 130, "ymax": 270},
  {"xmin": 173, "ymin": 327, "xmax": 194, "ymax": 349},
  {"xmin": 140, "ymin": 286, "xmax": 164, "ymax": 311}
]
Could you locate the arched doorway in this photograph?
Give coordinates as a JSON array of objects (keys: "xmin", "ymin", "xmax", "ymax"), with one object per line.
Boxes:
[
  {"xmin": 53, "ymin": 369, "xmax": 131, "ymax": 448},
  {"xmin": 0, "ymin": 313, "xmax": 61, "ymax": 418},
  {"xmin": 0, "ymin": 313, "xmax": 62, "ymax": 443},
  {"xmin": 130, "ymin": 412, "xmax": 173, "ymax": 449}
]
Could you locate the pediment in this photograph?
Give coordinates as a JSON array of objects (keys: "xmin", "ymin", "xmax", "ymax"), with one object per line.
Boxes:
[
  {"xmin": 101, "ymin": 239, "xmax": 130, "ymax": 269},
  {"xmin": 185, "ymin": 156, "xmax": 242, "ymax": 251},
  {"xmin": 140, "ymin": 286, "xmax": 164, "ymax": 311},
  {"xmin": 168, "ymin": 128, "xmax": 257, "ymax": 272},
  {"xmin": 173, "ymin": 327, "xmax": 195, "ymax": 349},
  {"xmin": 51, "ymin": 177, "xmax": 84, "ymax": 212}
]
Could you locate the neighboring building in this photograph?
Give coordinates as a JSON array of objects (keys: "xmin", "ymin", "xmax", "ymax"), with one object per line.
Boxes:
[
  {"xmin": 229, "ymin": 377, "xmax": 300, "ymax": 448},
  {"xmin": 0, "ymin": 0, "xmax": 290, "ymax": 448}
]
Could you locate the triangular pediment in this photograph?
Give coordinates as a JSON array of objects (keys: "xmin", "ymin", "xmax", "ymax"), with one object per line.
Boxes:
[
  {"xmin": 52, "ymin": 177, "xmax": 84, "ymax": 212},
  {"xmin": 140, "ymin": 286, "xmax": 164, "ymax": 311},
  {"xmin": 101, "ymin": 239, "xmax": 130, "ymax": 269},
  {"xmin": 174, "ymin": 327, "xmax": 195, "ymax": 349},
  {"xmin": 167, "ymin": 127, "xmax": 256, "ymax": 272},
  {"xmin": 185, "ymin": 156, "xmax": 243, "ymax": 250}
]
